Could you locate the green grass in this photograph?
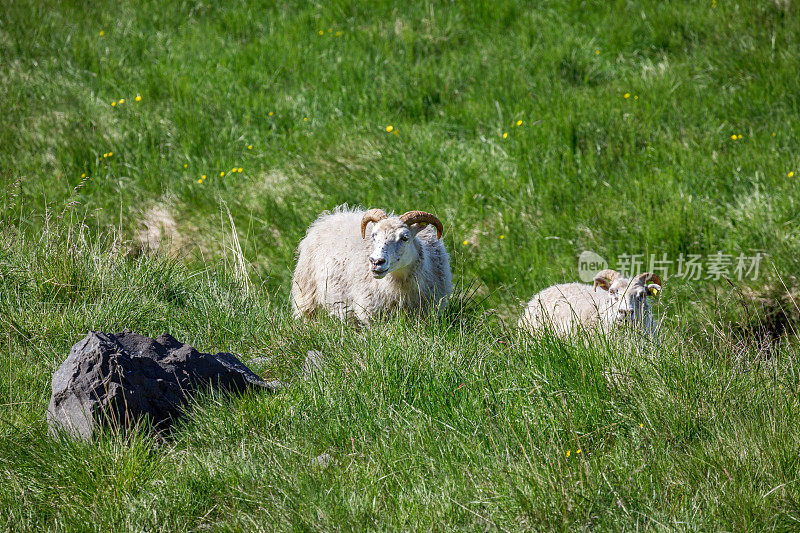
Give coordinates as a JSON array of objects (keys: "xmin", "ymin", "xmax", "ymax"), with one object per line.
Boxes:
[{"xmin": 2, "ymin": 0, "xmax": 800, "ymax": 529}]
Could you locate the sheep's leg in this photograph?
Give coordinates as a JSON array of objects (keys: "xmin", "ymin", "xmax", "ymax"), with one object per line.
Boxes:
[
  {"xmin": 327, "ymin": 301, "xmax": 350, "ymax": 322},
  {"xmin": 352, "ymin": 300, "xmax": 372, "ymax": 325}
]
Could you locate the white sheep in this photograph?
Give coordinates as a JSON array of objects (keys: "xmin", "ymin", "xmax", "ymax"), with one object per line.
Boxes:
[
  {"xmin": 291, "ymin": 205, "xmax": 452, "ymax": 324},
  {"xmin": 518, "ymin": 269, "xmax": 662, "ymax": 336}
]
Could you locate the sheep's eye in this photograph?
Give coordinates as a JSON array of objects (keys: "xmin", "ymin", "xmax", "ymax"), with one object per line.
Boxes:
[{"xmin": 401, "ymin": 234, "xmax": 409, "ymax": 242}]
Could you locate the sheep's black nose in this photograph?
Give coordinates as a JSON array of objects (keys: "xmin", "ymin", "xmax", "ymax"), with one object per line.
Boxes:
[{"xmin": 370, "ymin": 257, "xmax": 386, "ymax": 267}]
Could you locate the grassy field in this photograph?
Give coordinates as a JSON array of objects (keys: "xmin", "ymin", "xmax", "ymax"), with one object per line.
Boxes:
[{"xmin": 2, "ymin": 0, "xmax": 800, "ymax": 529}]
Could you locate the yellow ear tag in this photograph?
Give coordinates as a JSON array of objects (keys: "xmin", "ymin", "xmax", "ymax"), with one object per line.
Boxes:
[{"xmin": 648, "ymin": 287, "xmax": 660, "ymax": 297}]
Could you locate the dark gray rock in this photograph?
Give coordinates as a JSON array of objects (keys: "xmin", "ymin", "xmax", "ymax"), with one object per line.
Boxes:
[{"xmin": 47, "ymin": 330, "xmax": 277, "ymax": 439}]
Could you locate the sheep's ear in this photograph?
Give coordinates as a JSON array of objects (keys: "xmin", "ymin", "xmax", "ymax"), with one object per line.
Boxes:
[
  {"xmin": 592, "ymin": 269, "xmax": 619, "ymax": 291},
  {"xmin": 646, "ymin": 283, "xmax": 662, "ymax": 299}
]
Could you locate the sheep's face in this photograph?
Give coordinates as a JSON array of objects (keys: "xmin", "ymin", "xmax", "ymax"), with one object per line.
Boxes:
[
  {"xmin": 367, "ymin": 219, "xmax": 420, "ymax": 279},
  {"xmin": 606, "ymin": 278, "xmax": 653, "ymax": 326},
  {"xmin": 594, "ymin": 270, "xmax": 662, "ymax": 330}
]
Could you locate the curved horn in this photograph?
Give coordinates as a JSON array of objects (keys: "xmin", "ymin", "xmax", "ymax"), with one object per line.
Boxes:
[
  {"xmin": 593, "ymin": 269, "xmax": 620, "ymax": 291},
  {"xmin": 399, "ymin": 211, "xmax": 444, "ymax": 239},
  {"xmin": 360, "ymin": 208, "xmax": 388, "ymax": 239},
  {"xmin": 635, "ymin": 272, "xmax": 662, "ymax": 287}
]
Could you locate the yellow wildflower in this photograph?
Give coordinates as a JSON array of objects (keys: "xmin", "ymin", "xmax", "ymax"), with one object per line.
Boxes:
[
  {"xmin": 335, "ymin": 31, "xmax": 343, "ymax": 37},
  {"xmin": 118, "ymin": 98, "xmax": 125, "ymax": 104},
  {"xmin": 392, "ymin": 130, "xmax": 398, "ymax": 135},
  {"xmin": 639, "ymin": 423, "xmax": 644, "ymax": 428},
  {"xmin": 595, "ymin": 49, "xmax": 600, "ymax": 55},
  {"xmin": 231, "ymin": 168, "xmax": 237, "ymax": 173},
  {"xmin": 197, "ymin": 179, "xmax": 202, "ymax": 184},
  {"xmin": 135, "ymin": 95, "xmax": 141, "ymax": 102},
  {"xmin": 386, "ymin": 125, "xmax": 394, "ymax": 132},
  {"xmin": 220, "ymin": 172, "xmax": 225, "ymax": 177},
  {"xmin": 238, "ymin": 167, "xmax": 243, "ymax": 173},
  {"xmin": 634, "ymin": 95, "xmax": 638, "ymax": 100},
  {"xmin": 731, "ymin": 134, "xmax": 737, "ymax": 140},
  {"xmin": 268, "ymin": 111, "xmax": 274, "ymax": 116},
  {"xmin": 184, "ymin": 164, "xmax": 188, "ymax": 168},
  {"xmin": 576, "ymin": 449, "xmax": 581, "ymax": 454},
  {"xmin": 789, "ymin": 171, "xmax": 795, "ymax": 178},
  {"xmin": 737, "ymin": 134, "xmax": 742, "ymax": 139},
  {"xmin": 108, "ymin": 152, "xmax": 112, "ymax": 156},
  {"xmin": 303, "ymin": 117, "xmax": 308, "ymax": 121},
  {"xmin": 500, "ymin": 234, "xmax": 505, "ymax": 239},
  {"xmin": 624, "ymin": 93, "xmax": 630, "ymax": 99},
  {"xmin": 516, "ymin": 120, "xmax": 522, "ymax": 126},
  {"xmin": 81, "ymin": 173, "xmax": 86, "ymax": 178},
  {"xmin": 502, "ymin": 132, "xmax": 508, "ymax": 139},
  {"xmin": 772, "ymin": 132, "xmax": 776, "ymax": 136},
  {"xmin": 201, "ymin": 174, "xmax": 206, "ymax": 179},
  {"xmin": 462, "ymin": 240, "xmax": 468, "ymax": 246},
  {"xmin": 318, "ymin": 30, "xmax": 324, "ymax": 35},
  {"xmin": 111, "ymin": 101, "xmax": 116, "ymax": 106},
  {"xmin": 566, "ymin": 450, "xmax": 571, "ymax": 457},
  {"xmin": 247, "ymin": 145, "xmax": 253, "ymax": 150},
  {"xmin": 99, "ymin": 30, "xmax": 104, "ymax": 36}
]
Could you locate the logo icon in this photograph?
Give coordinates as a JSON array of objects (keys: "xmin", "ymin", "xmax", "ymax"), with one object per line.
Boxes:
[{"xmin": 578, "ymin": 251, "xmax": 607, "ymax": 282}]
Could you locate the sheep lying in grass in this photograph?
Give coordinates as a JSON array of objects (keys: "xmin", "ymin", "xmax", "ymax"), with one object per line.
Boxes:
[
  {"xmin": 518, "ymin": 269, "xmax": 662, "ymax": 336},
  {"xmin": 291, "ymin": 206, "xmax": 452, "ymax": 324}
]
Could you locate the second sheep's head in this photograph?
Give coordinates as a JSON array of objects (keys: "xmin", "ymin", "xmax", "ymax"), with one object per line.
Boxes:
[
  {"xmin": 360, "ymin": 209, "xmax": 443, "ymax": 279},
  {"xmin": 593, "ymin": 269, "xmax": 662, "ymax": 327}
]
